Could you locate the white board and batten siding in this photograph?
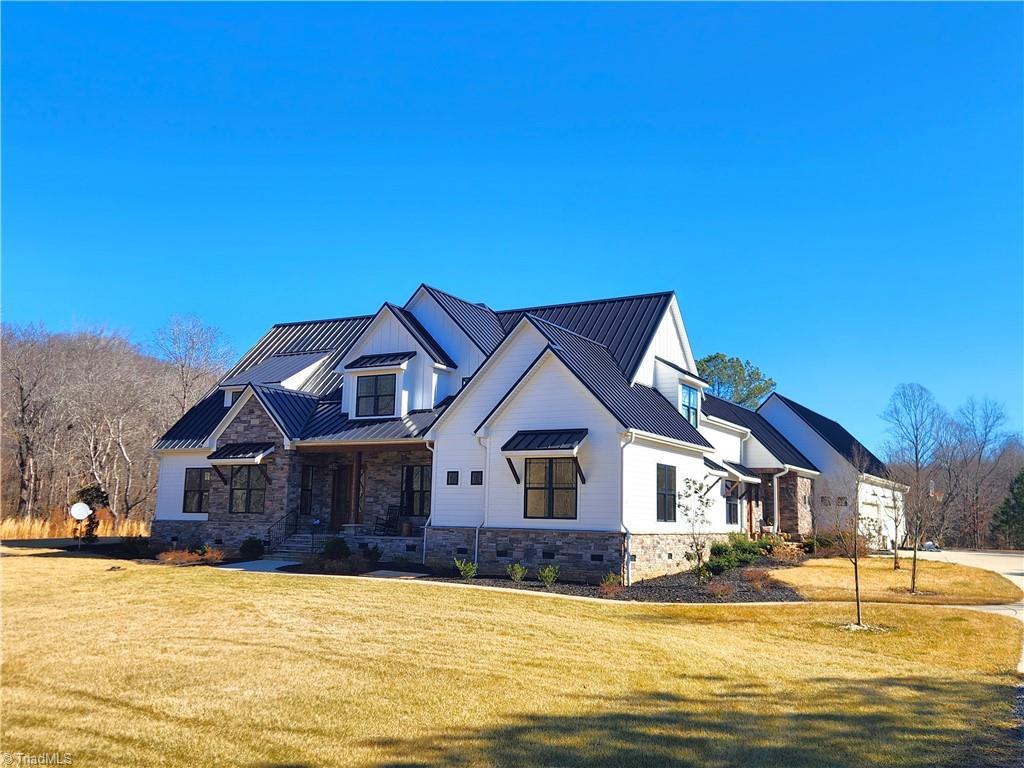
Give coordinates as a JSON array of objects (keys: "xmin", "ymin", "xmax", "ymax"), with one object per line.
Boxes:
[
  {"xmin": 483, "ymin": 356, "xmax": 623, "ymax": 531},
  {"xmin": 428, "ymin": 322, "xmax": 549, "ymax": 528},
  {"xmin": 341, "ymin": 309, "xmax": 441, "ymax": 414},
  {"xmin": 631, "ymin": 298, "xmax": 696, "ymax": 389},
  {"xmin": 405, "ymin": 289, "xmax": 489, "ymax": 400},
  {"xmin": 154, "ymin": 451, "xmax": 211, "ymax": 521}
]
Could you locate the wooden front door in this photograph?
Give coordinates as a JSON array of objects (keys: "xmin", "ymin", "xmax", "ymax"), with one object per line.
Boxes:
[{"xmin": 330, "ymin": 466, "xmax": 351, "ymax": 531}]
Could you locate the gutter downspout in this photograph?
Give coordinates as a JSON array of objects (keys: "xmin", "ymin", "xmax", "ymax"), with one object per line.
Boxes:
[
  {"xmin": 770, "ymin": 467, "xmax": 788, "ymax": 533},
  {"xmin": 474, "ymin": 435, "xmax": 490, "ymax": 566},
  {"xmin": 621, "ymin": 431, "xmax": 636, "ymax": 586}
]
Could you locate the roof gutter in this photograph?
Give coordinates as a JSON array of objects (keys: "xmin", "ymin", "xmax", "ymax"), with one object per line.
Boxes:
[{"xmin": 626, "ymin": 429, "xmax": 710, "ymax": 455}]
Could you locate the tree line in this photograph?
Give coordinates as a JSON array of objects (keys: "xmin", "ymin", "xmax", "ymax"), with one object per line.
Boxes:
[{"xmin": 1, "ymin": 318, "xmax": 231, "ymax": 523}]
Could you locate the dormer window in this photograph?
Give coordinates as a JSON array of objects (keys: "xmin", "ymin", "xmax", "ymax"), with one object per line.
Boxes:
[
  {"xmin": 680, "ymin": 383, "xmax": 699, "ymax": 428},
  {"xmin": 356, "ymin": 373, "xmax": 396, "ymax": 417}
]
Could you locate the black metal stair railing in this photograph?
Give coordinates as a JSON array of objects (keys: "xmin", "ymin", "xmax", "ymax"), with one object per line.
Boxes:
[{"xmin": 264, "ymin": 508, "xmax": 300, "ymax": 553}]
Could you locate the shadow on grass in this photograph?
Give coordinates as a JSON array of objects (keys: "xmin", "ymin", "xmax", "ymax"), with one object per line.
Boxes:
[{"xmin": 363, "ymin": 675, "xmax": 1020, "ymax": 768}]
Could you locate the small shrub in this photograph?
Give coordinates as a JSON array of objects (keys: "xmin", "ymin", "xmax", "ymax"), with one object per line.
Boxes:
[
  {"xmin": 709, "ymin": 542, "xmax": 731, "ymax": 558},
  {"xmin": 239, "ymin": 537, "xmax": 266, "ymax": 560},
  {"xmin": 537, "ymin": 564, "xmax": 560, "ymax": 588},
  {"xmin": 199, "ymin": 547, "xmax": 225, "ymax": 564},
  {"xmin": 365, "ymin": 544, "xmax": 383, "ymax": 568},
  {"xmin": 454, "ymin": 558, "xmax": 478, "ymax": 580},
  {"xmin": 707, "ymin": 553, "xmax": 736, "ymax": 575},
  {"xmin": 321, "ymin": 538, "xmax": 351, "ymax": 560},
  {"xmin": 743, "ymin": 567, "xmax": 770, "ymax": 592},
  {"xmin": 598, "ymin": 571, "xmax": 624, "ymax": 598},
  {"xmin": 156, "ymin": 550, "xmax": 202, "ymax": 566},
  {"xmin": 506, "ymin": 562, "xmax": 528, "ymax": 582},
  {"xmin": 706, "ymin": 581, "xmax": 735, "ymax": 600}
]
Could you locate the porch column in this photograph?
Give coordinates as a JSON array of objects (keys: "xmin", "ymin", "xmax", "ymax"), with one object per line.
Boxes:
[{"xmin": 349, "ymin": 451, "xmax": 362, "ymax": 524}]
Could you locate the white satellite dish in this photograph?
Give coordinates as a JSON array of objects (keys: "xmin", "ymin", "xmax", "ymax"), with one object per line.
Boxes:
[{"xmin": 70, "ymin": 502, "xmax": 92, "ymax": 521}]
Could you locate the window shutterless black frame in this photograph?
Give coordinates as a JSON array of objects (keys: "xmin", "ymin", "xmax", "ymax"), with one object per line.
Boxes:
[
  {"xmin": 470, "ymin": 470, "xmax": 483, "ymax": 486},
  {"xmin": 446, "ymin": 470, "xmax": 459, "ymax": 486},
  {"xmin": 401, "ymin": 464, "xmax": 431, "ymax": 516},
  {"xmin": 656, "ymin": 463, "xmax": 676, "ymax": 522},
  {"xmin": 299, "ymin": 465, "xmax": 314, "ymax": 515},
  {"xmin": 355, "ymin": 373, "xmax": 397, "ymax": 417},
  {"xmin": 182, "ymin": 468, "xmax": 211, "ymax": 514},
  {"xmin": 228, "ymin": 465, "xmax": 266, "ymax": 515},
  {"xmin": 523, "ymin": 457, "xmax": 577, "ymax": 519}
]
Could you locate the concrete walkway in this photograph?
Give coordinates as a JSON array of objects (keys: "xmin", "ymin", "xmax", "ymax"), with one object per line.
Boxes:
[{"xmin": 218, "ymin": 559, "xmax": 301, "ymax": 572}]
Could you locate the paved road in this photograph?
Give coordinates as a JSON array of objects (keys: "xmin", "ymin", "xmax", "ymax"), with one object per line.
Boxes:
[{"xmin": 913, "ymin": 548, "xmax": 1024, "ymax": 672}]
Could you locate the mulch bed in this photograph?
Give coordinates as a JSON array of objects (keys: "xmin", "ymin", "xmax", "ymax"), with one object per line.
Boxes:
[{"xmin": 420, "ymin": 558, "xmax": 804, "ymax": 603}]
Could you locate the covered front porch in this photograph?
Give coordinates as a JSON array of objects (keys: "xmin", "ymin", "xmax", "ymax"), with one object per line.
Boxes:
[{"xmin": 269, "ymin": 442, "xmax": 433, "ymax": 556}]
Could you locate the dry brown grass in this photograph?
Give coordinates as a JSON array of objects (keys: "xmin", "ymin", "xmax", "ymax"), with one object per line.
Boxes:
[
  {"xmin": 1, "ymin": 549, "xmax": 1021, "ymax": 767},
  {"xmin": 770, "ymin": 556, "xmax": 1024, "ymax": 605},
  {"xmin": 0, "ymin": 515, "xmax": 149, "ymax": 540}
]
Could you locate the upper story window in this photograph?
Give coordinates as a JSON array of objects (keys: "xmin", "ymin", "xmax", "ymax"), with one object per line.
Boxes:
[
  {"xmin": 656, "ymin": 464, "xmax": 676, "ymax": 522},
  {"xmin": 680, "ymin": 383, "xmax": 699, "ymax": 428},
  {"xmin": 356, "ymin": 374, "xmax": 396, "ymax": 417}
]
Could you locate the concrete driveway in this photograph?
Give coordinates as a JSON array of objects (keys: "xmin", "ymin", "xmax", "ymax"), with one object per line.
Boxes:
[{"xmin": 912, "ymin": 548, "xmax": 1024, "ymax": 672}]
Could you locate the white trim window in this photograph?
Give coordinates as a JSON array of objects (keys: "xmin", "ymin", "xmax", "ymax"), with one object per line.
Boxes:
[
  {"xmin": 356, "ymin": 373, "xmax": 396, "ymax": 417},
  {"xmin": 679, "ymin": 383, "xmax": 699, "ymax": 427}
]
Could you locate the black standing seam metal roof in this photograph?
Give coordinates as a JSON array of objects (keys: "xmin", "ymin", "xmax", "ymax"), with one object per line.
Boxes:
[
  {"xmin": 250, "ymin": 384, "xmax": 320, "ymax": 441},
  {"xmin": 383, "ymin": 303, "xmax": 458, "ymax": 369},
  {"xmin": 157, "ymin": 288, "xmax": 685, "ymax": 450},
  {"xmin": 496, "ymin": 291, "xmax": 674, "ymax": 380},
  {"xmin": 764, "ymin": 394, "xmax": 888, "ymax": 478},
  {"xmin": 704, "ymin": 457, "xmax": 728, "ymax": 473},
  {"xmin": 724, "ymin": 460, "xmax": 762, "ymax": 481},
  {"xmin": 501, "ymin": 429, "xmax": 589, "ymax": 452},
  {"xmin": 154, "ymin": 391, "xmax": 230, "ymax": 450},
  {"xmin": 345, "ymin": 351, "xmax": 416, "ymax": 369},
  {"xmin": 298, "ymin": 397, "xmax": 453, "ymax": 442},
  {"xmin": 475, "ymin": 315, "xmax": 712, "ymax": 448},
  {"xmin": 416, "ymin": 284, "xmax": 507, "ymax": 355},
  {"xmin": 701, "ymin": 393, "xmax": 818, "ymax": 472},
  {"xmin": 207, "ymin": 443, "xmax": 276, "ymax": 461},
  {"xmin": 221, "ymin": 352, "xmax": 328, "ymax": 387}
]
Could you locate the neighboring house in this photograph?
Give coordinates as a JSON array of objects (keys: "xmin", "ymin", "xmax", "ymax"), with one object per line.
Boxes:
[
  {"xmin": 758, "ymin": 393, "xmax": 908, "ymax": 549},
  {"xmin": 152, "ymin": 285, "xmax": 903, "ymax": 582}
]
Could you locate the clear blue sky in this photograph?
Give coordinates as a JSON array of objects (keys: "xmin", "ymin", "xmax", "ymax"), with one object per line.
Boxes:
[{"xmin": 4, "ymin": 3, "xmax": 1022, "ymax": 453}]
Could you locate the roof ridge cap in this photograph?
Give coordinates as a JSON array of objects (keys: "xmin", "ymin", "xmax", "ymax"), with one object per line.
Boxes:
[
  {"xmin": 422, "ymin": 284, "xmax": 497, "ymax": 313},
  {"xmin": 272, "ymin": 314, "xmax": 373, "ymax": 328},
  {"xmin": 498, "ymin": 290, "xmax": 673, "ymax": 315}
]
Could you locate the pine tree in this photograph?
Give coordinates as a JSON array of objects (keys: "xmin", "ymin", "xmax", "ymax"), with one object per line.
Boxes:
[{"xmin": 990, "ymin": 469, "xmax": 1024, "ymax": 549}]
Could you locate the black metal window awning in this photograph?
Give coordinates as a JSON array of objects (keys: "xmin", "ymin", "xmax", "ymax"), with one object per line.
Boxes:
[
  {"xmin": 501, "ymin": 429, "xmax": 589, "ymax": 453},
  {"xmin": 500, "ymin": 430, "xmax": 589, "ymax": 486},
  {"xmin": 207, "ymin": 442, "xmax": 276, "ymax": 464},
  {"xmin": 345, "ymin": 352, "xmax": 416, "ymax": 370},
  {"xmin": 723, "ymin": 461, "xmax": 761, "ymax": 484}
]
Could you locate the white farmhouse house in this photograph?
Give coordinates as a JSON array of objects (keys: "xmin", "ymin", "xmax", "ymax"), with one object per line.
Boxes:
[{"xmin": 152, "ymin": 285, "xmax": 903, "ymax": 582}]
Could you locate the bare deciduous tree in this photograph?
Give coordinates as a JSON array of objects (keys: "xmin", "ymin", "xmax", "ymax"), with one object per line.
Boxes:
[
  {"xmin": 679, "ymin": 477, "xmax": 716, "ymax": 583},
  {"xmin": 153, "ymin": 316, "xmax": 232, "ymax": 417}
]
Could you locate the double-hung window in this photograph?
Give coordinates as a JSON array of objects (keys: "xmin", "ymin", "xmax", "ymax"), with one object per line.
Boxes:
[
  {"xmin": 299, "ymin": 466, "xmax": 314, "ymax": 515},
  {"xmin": 356, "ymin": 374, "xmax": 396, "ymax": 417},
  {"xmin": 401, "ymin": 465, "xmax": 431, "ymax": 516},
  {"xmin": 230, "ymin": 465, "xmax": 266, "ymax": 514},
  {"xmin": 680, "ymin": 384, "xmax": 699, "ymax": 428},
  {"xmin": 524, "ymin": 458, "xmax": 577, "ymax": 519},
  {"xmin": 656, "ymin": 464, "xmax": 676, "ymax": 522},
  {"xmin": 182, "ymin": 468, "xmax": 212, "ymax": 514}
]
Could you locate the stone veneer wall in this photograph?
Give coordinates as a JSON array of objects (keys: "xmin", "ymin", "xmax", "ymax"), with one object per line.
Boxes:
[
  {"xmin": 776, "ymin": 474, "xmax": 813, "ymax": 538},
  {"xmin": 425, "ymin": 527, "xmax": 624, "ymax": 584},
  {"xmin": 627, "ymin": 532, "xmax": 731, "ymax": 582}
]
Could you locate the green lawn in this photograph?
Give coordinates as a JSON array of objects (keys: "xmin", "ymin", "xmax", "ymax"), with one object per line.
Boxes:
[
  {"xmin": 1, "ymin": 548, "xmax": 1021, "ymax": 767},
  {"xmin": 769, "ymin": 556, "xmax": 1024, "ymax": 605}
]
